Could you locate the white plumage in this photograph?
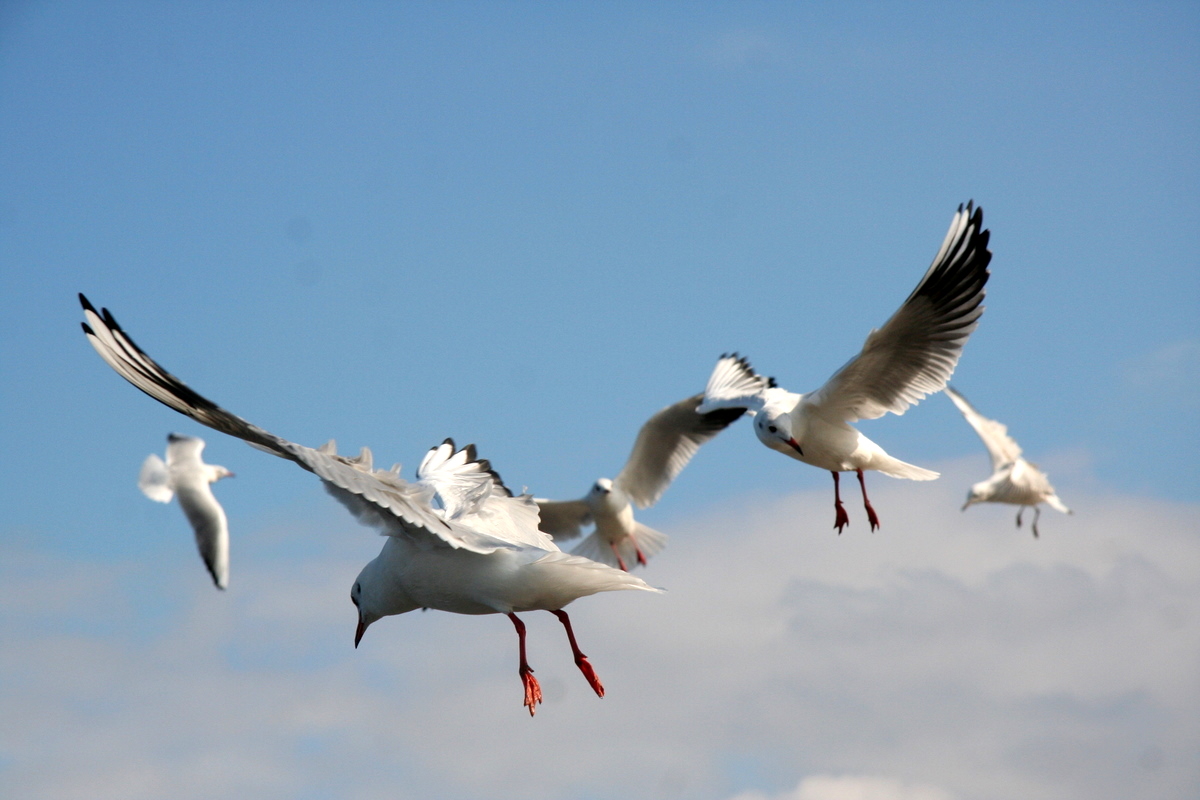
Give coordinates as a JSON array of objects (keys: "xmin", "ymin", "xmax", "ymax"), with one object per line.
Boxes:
[
  {"xmin": 80, "ymin": 294, "xmax": 659, "ymax": 715},
  {"xmin": 139, "ymin": 433, "xmax": 234, "ymax": 589},
  {"xmin": 698, "ymin": 202, "xmax": 992, "ymax": 532}
]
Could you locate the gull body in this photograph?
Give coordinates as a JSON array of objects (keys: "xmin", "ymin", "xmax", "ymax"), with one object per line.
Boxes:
[
  {"xmin": 946, "ymin": 386, "xmax": 1072, "ymax": 537},
  {"xmin": 139, "ymin": 433, "xmax": 234, "ymax": 589},
  {"xmin": 699, "ymin": 202, "xmax": 992, "ymax": 532},
  {"xmin": 536, "ymin": 394, "xmax": 745, "ymax": 570},
  {"xmin": 80, "ymin": 294, "xmax": 658, "ymax": 716}
]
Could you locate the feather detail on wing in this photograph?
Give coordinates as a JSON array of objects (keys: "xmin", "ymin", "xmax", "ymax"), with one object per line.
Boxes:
[
  {"xmin": 533, "ymin": 498, "xmax": 593, "ymax": 542},
  {"xmin": 805, "ymin": 202, "xmax": 992, "ymax": 423},
  {"xmin": 79, "ymin": 294, "xmax": 542, "ymax": 555},
  {"xmin": 174, "ymin": 483, "xmax": 230, "ymax": 589},
  {"xmin": 138, "ymin": 454, "xmax": 173, "ymax": 503},
  {"xmin": 945, "ymin": 386, "xmax": 1022, "ymax": 470},
  {"xmin": 614, "ymin": 392, "xmax": 746, "ymax": 508},
  {"xmin": 696, "ymin": 353, "xmax": 773, "ymax": 414}
]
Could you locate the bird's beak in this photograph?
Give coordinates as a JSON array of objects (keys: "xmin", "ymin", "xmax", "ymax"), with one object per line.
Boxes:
[
  {"xmin": 787, "ymin": 438, "xmax": 804, "ymax": 456},
  {"xmin": 961, "ymin": 500, "xmax": 971, "ymax": 511},
  {"xmin": 354, "ymin": 616, "xmax": 367, "ymax": 649}
]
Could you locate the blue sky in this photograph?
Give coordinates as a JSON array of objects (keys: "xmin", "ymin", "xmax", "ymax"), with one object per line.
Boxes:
[{"xmin": 1, "ymin": 3, "xmax": 1197, "ymax": 799}]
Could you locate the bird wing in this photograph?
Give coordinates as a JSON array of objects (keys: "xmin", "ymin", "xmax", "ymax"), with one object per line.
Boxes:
[
  {"xmin": 174, "ymin": 481, "xmax": 230, "ymax": 590},
  {"xmin": 614, "ymin": 392, "xmax": 746, "ymax": 508},
  {"xmin": 944, "ymin": 386, "xmax": 1023, "ymax": 470},
  {"xmin": 804, "ymin": 202, "xmax": 991, "ymax": 423},
  {"xmin": 696, "ymin": 353, "xmax": 772, "ymax": 414},
  {"xmin": 164, "ymin": 433, "xmax": 206, "ymax": 467},
  {"xmin": 532, "ymin": 498, "xmax": 593, "ymax": 542},
  {"xmin": 79, "ymin": 294, "xmax": 525, "ymax": 555},
  {"xmin": 138, "ymin": 453, "xmax": 173, "ymax": 503}
]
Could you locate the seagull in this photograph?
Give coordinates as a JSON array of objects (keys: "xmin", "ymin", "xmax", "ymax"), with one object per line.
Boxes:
[
  {"xmin": 945, "ymin": 386, "xmax": 1071, "ymax": 537},
  {"xmin": 535, "ymin": 394, "xmax": 745, "ymax": 571},
  {"xmin": 698, "ymin": 202, "xmax": 992, "ymax": 533},
  {"xmin": 79, "ymin": 294, "xmax": 659, "ymax": 716},
  {"xmin": 139, "ymin": 433, "xmax": 234, "ymax": 589}
]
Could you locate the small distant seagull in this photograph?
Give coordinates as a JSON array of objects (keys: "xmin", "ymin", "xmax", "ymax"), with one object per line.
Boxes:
[
  {"xmin": 698, "ymin": 202, "xmax": 992, "ymax": 533},
  {"xmin": 80, "ymin": 294, "xmax": 658, "ymax": 716},
  {"xmin": 536, "ymin": 394, "xmax": 745, "ymax": 570},
  {"xmin": 945, "ymin": 386, "xmax": 1071, "ymax": 537},
  {"xmin": 139, "ymin": 433, "xmax": 234, "ymax": 589}
]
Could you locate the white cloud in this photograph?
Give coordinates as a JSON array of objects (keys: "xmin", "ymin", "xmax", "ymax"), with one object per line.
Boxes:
[
  {"xmin": 1, "ymin": 472, "xmax": 1197, "ymax": 799},
  {"xmin": 731, "ymin": 774, "xmax": 955, "ymax": 800}
]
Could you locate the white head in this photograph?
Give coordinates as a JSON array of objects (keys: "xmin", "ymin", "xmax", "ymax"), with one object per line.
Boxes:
[
  {"xmin": 962, "ymin": 483, "xmax": 988, "ymax": 511},
  {"xmin": 753, "ymin": 408, "xmax": 804, "ymax": 457},
  {"xmin": 210, "ymin": 465, "xmax": 235, "ymax": 482},
  {"xmin": 350, "ymin": 549, "xmax": 419, "ymax": 648}
]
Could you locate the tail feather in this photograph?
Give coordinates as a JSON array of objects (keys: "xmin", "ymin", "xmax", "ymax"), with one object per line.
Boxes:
[
  {"xmin": 874, "ymin": 456, "xmax": 939, "ymax": 481},
  {"xmin": 1044, "ymin": 494, "xmax": 1072, "ymax": 514},
  {"xmin": 570, "ymin": 523, "xmax": 669, "ymax": 571}
]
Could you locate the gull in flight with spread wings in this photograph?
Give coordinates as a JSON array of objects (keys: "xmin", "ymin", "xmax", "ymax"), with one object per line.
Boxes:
[
  {"xmin": 139, "ymin": 433, "xmax": 234, "ymax": 589},
  {"xmin": 535, "ymin": 394, "xmax": 745, "ymax": 570},
  {"xmin": 945, "ymin": 386, "xmax": 1071, "ymax": 537},
  {"xmin": 698, "ymin": 202, "xmax": 992, "ymax": 532},
  {"xmin": 80, "ymin": 294, "xmax": 659, "ymax": 716}
]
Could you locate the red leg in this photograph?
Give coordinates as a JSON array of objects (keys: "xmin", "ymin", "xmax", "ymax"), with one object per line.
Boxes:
[
  {"xmin": 631, "ymin": 535, "xmax": 648, "ymax": 567},
  {"xmin": 550, "ymin": 609, "xmax": 605, "ymax": 698},
  {"xmin": 856, "ymin": 469, "xmax": 880, "ymax": 531},
  {"xmin": 609, "ymin": 541, "xmax": 629, "ymax": 572},
  {"xmin": 507, "ymin": 613, "xmax": 543, "ymax": 716},
  {"xmin": 831, "ymin": 471, "xmax": 850, "ymax": 533}
]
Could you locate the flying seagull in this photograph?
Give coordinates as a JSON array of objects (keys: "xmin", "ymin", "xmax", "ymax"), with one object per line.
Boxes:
[
  {"xmin": 535, "ymin": 393, "xmax": 745, "ymax": 570},
  {"xmin": 698, "ymin": 202, "xmax": 992, "ymax": 532},
  {"xmin": 139, "ymin": 433, "xmax": 234, "ymax": 589},
  {"xmin": 79, "ymin": 294, "xmax": 659, "ymax": 716},
  {"xmin": 945, "ymin": 386, "xmax": 1071, "ymax": 537}
]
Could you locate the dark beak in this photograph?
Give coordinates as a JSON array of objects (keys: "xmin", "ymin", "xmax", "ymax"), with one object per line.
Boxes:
[
  {"xmin": 354, "ymin": 616, "xmax": 367, "ymax": 648},
  {"xmin": 787, "ymin": 438, "xmax": 804, "ymax": 456}
]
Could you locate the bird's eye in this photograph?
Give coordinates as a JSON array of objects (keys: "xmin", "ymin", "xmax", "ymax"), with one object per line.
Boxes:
[{"xmin": 768, "ymin": 425, "xmax": 777, "ymax": 433}]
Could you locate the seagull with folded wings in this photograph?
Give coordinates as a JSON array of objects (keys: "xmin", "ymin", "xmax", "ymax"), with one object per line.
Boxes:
[{"xmin": 80, "ymin": 294, "xmax": 659, "ymax": 716}]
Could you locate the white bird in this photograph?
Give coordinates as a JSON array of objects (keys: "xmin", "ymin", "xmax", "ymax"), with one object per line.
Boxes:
[
  {"xmin": 945, "ymin": 386, "xmax": 1071, "ymax": 537},
  {"xmin": 698, "ymin": 202, "xmax": 992, "ymax": 532},
  {"xmin": 79, "ymin": 294, "xmax": 659, "ymax": 716},
  {"xmin": 535, "ymin": 393, "xmax": 746, "ymax": 570},
  {"xmin": 139, "ymin": 433, "xmax": 235, "ymax": 589}
]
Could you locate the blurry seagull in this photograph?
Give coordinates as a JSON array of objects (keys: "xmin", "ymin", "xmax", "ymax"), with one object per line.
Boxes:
[
  {"xmin": 945, "ymin": 385, "xmax": 1071, "ymax": 537},
  {"xmin": 80, "ymin": 294, "xmax": 659, "ymax": 716},
  {"xmin": 535, "ymin": 394, "xmax": 746, "ymax": 570},
  {"xmin": 698, "ymin": 202, "xmax": 992, "ymax": 532},
  {"xmin": 139, "ymin": 433, "xmax": 234, "ymax": 589}
]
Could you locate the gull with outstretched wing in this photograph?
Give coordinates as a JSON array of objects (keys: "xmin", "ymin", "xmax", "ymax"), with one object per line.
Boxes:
[
  {"xmin": 139, "ymin": 433, "xmax": 234, "ymax": 589},
  {"xmin": 80, "ymin": 294, "xmax": 658, "ymax": 716},
  {"xmin": 536, "ymin": 393, "xmax": 745, "ymax": 570},
  {"xmin": 946, "ymin": 385, "xmax": 1071, "ymax": 537},
  {"xmin": 698, "ymin": 202, "xmax": 992, "ymax": 532}
]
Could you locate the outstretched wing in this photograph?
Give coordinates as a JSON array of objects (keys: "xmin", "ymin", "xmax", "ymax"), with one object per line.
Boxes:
[
  {"xmin": 533, "ymin": 498, "xmax": 593, "ymax": 542},
  {"xmin": 696, "ymin": 353, "xmax": 773, "ymax": 414},
  {"xmin": 805, "ymin": 202, "xmax": 991, "ymax": 423},
  {"xmin": 614, "ymin": 393, "xmax": 746, "ymax": 508},
  {"xmin": 79, "ymin": 294, "xmax": 521, "ymax": 554},
  {"xmin": 945, "ymin": 386, "xmax": 1022, "ymax": 470}
]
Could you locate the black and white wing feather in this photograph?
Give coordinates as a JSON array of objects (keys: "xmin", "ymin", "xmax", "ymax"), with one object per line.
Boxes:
[
  {"xmin": 806, "ymin": 202, "xmax": 991, "ymax": 422},
  {"xmin": 614, "ymin": 392, "xmax": 746, "ymax": 508},
  {"xmin": 696, "ymin": 353, "xmax": 774, "ymax": 414},
  {"xmin": 80, "ymin": 294, "xmax": 540, "ymax": 555}
]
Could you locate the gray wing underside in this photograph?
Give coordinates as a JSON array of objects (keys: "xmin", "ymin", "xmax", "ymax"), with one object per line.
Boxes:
[
  {"xmin": 614, "ymin": 392, "xmax": 746, "ymax": 508},
  {"xmin": 945, "ymin": 386, "xmax": 1023, "ymax": 470},
  {"xmin": 174, "ymin": 483, "xmax": 230, "ymax": 590},
  {"xmin": 533, "ymin": 498, "xmax": 592, "ymax": 542},
  {"xmin": 806, "ymin": 202, "xmax": 992, "ymax": 423}
]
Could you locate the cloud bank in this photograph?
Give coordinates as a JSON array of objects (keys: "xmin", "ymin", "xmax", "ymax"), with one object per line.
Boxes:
[{"xmin": 1, "ymin": 466, "xmax": 1196, "ymax": 799}]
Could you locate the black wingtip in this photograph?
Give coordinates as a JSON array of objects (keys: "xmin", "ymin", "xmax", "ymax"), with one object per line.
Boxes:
[{"xmin": 79, "ymin": 292, "xmax": 96, "ymax": 312}]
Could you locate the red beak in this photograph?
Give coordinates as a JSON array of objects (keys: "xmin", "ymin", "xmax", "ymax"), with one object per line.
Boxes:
[{"xmin": 788, "ymin": 438, "xmax": 804, "ymax": 456}]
